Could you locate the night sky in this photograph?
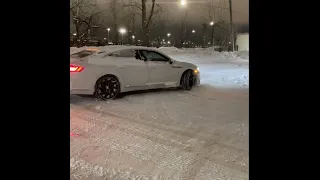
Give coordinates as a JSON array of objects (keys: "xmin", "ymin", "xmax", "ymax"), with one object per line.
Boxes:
[{"xmin": 97, "ymin": 0, "xmax": 248, "ymax": 24}]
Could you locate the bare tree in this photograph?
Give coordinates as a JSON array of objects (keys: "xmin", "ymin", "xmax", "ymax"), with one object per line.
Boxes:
[
  {"xmin": 201, "ymin": 23, "xmax": 208, "ymax": 48},
  {"xmin": 107, "ymin": 0, "xmax": 123, "ymax": 44},
  {"xmin": 123, "ymin": 0, "xmax": 164, "ymax": 46},
  {"xmin": 201, "ymin": 0, "xmax": 229, "ymax": 48},
  {"xmin": 70, "ymin": 0, "xmax": 102, "ymax": 43},
  {"xmin": 202, "ymin": 0, "xmax": 228, "ymax": 23},
  {"xmin": 176, "ymin": 8, "xmax": 188, "ymax": 48},
  {"xmin": 123, "ymin": 0, "xmax": 140, "ymax": 44}
]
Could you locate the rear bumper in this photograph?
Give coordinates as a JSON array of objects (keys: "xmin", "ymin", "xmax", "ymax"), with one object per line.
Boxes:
[{"xmin": 70, "ymin": 81, "xmax": 94, "ymax": 95}]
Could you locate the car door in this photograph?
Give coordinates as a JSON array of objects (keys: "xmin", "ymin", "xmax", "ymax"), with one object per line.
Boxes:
[
  {"xmin": 111, "ymin": 49, "xmax": 148, "ymax": 87},
  {"xmin": 139, "ymin": 50, "xmax": 179, "ymax": 86}
]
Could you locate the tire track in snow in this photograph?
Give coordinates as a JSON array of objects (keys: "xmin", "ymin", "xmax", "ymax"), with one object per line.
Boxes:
[
  {"xmin": 71, "ymin": 103, "xmax": 247, "ymax": 152},
  {"xmin": 71, "ymin": 104, "xmax": 248, "ymax": 178},
  {"xmin": 71, "ymin": 94, "xmax": 248, "ymax": 151}
]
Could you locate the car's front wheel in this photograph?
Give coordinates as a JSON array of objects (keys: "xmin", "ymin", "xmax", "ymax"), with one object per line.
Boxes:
[
  {"xmin": 181, "ymin": 70, "xmax": 194, "ymax": 91},
  {"xmin": 94, "ymin": 75, "xmax": 120, "ymax": 100}
]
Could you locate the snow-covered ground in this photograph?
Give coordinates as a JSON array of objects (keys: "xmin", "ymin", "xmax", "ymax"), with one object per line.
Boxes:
[
  {"xmin": 159, "ymin": 47, "xmax": 249, "ymax": 88},
  {"xmin": 70, "ymin": 47, "xmax": 249, "ymax": 180}
]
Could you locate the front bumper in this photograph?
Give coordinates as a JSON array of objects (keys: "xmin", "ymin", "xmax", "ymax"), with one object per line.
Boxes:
[
  {"xmin": 196, "ymin": 74, "xmax": 200, "ymax": 85},
  {"xmin": 194, "ymin": 73, "xmax": 200, "ymax": 86}
]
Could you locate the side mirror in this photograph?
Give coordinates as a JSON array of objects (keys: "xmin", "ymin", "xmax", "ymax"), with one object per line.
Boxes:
[{"xmin": 169, "ymin": 59, "xmax": 173, "ymax": 64}]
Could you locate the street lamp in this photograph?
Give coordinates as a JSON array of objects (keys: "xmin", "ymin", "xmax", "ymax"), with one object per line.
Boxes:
[
  {"xmin": 73, "ymin": 33, "xmax": 77, "ymax": 36},
  {"xmin": 107, "ymin": 28, "xmax": 110, "ymax": 43},
  {"xmin": 132, "ymin": 35, "xmax": 135, "ymax": 45},
  {"xmin": 119, "ymin": 28, "xmax": 126, "ymax": 45},
  {"xmin": 180, "ymin": 0, "xmax": 187, "ymax": 6},
  {"xmin": 167, "ymin": 33, "xmax": 171, "ymax": 46},
  {"xmin": 192, "ymin": 30, "xmax": 195, "ymax": 33},
  {"xmin": 209, "ymin": 21, "xmax": 214, "ymax": 47}
]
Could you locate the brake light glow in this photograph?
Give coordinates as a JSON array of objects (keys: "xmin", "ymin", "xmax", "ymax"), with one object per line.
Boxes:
[{"xmin": 70, "ymin": 64, "xmax": 84, "ymax": 72}]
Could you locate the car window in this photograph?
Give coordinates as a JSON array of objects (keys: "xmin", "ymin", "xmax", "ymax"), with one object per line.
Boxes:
[
  {"xmin": 107, "ymin": 49, "xmax": 143, "ymax": 60},
  {"xmin": 118, "ymin": 49, "xmax": 136, "ymax": 57},
  {"xmin": 140, "ymin": 50, "xmax": 169, "ymax": 62},
  {"xmin": 70, "ymin": 50, "xmax": 95, "ymax": 58}
]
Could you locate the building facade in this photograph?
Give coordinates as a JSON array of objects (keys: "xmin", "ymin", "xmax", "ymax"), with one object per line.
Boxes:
[{"xmin": 236, "ymin": 33, "xmax": 249, "ymax": 51}]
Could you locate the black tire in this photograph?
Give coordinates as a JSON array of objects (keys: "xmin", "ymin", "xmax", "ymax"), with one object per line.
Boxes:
[
  {"xmin": 181, "ymin": 70, "xmax": 195, "ymax": 91},
  {"xmin": 94, "ymin": 75, "xmax": 120, "ymax": 100}
]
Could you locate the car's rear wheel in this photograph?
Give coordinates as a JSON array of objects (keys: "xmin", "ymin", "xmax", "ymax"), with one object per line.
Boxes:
[
  {"xmin": 181, "ymin": 70, "xmax": 194, "ymax": 91},
  {"xmin": 95, "ymin": 75, "xmax": 120, "ymax": 100}
]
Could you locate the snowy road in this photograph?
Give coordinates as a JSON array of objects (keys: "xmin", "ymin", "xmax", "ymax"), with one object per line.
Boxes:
[{"xmin": 70, "ymin": 48, "xmax": 249, "ymax": 180}]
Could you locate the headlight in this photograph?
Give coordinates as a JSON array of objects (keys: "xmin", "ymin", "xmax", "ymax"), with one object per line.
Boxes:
[{"xmin": 194, "ymin": 67, "xmax": 199, "ymax": 74}]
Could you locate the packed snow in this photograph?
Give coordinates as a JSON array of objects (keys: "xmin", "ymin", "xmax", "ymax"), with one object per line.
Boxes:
[
  {"xmin": 70, "ymin": 46, "xmax": 249, "ymax": 180},
  {"xmin": 159, "ymin": 47, "xmax": 249, "ymax": 88}
]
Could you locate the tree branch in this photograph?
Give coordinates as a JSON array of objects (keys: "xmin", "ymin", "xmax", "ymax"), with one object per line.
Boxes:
[
  {"xmin": 122, "ymin": 4, "xmax": 142, "ymax": 11},
  {"xmin": 146, "ymin": 0, "xmax": 156, "ymax": 27}
]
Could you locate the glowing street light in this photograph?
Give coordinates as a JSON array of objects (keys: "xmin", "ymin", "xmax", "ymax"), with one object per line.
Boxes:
[
  {"xmin": 132, "ymin": 35, "xmax": 135, "ymax": 39},
  {"xmin": 167, "ymin": 33, "xmax": 171, "ymax": 46},
  {"xmin": 106, "ymin": 28, "xmax": 111, "ymax": 43},
  {"xmin": 73, "ymin": 33, "xmax": 77, "ymax": 36},
  {"xmin": 209, "ymin": 21, "xmax": 215, "ymax": 46},
  {"xmin": 119, "ymin": 28, "xmax": 127, "ymax": 45},
  {"xmin": 119, "ymin": 28, "xmax": 126, "ymax": 34},
  {"xmin": 180, "ymin": 0, "xmax": 187, "ymax": 6},
  {"xmin": 192, "ymin": 30, "xmax": 195, "ymax": 33}
]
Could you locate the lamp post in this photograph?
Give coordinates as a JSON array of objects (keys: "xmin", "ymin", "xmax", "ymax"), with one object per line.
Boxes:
[
  {"xmin": 107, "ymin": 28, "xmax": 110, "ymax": 44},
  {"xmin": 210, "ymin": 21, "xmax": 214, "ymax": 47},
  {"xmin": 167, "ymin": 33, "xmax": 171, "ymax": 46},
  {"xmin": 132, "ymin": 35, "xmax": 135, "ymax": 45},
  {"xmin": 119, "ymin": 28, "xmax": 127, "ymax": 45}
]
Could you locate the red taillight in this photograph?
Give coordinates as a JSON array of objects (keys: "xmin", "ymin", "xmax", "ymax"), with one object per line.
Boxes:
[{"xmin": 70, "ymin": 64, "xmax": 84, "ymax": 72}]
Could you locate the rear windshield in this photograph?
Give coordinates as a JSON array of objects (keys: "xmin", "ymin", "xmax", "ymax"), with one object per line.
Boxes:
[{"xmin": 70, "ymin": 50, "xmax": 95, "ymax": 58}]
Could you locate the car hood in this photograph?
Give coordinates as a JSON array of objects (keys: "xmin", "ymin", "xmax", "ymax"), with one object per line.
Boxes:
[{"xmin": 171, "ymin": 59, "xmax": 197, "ymax": 69}]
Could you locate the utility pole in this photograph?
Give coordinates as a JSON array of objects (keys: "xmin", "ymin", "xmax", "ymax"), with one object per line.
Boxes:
[{"xmin": 228, "ymin": 0, "xmax": 235, "ymax": 52}]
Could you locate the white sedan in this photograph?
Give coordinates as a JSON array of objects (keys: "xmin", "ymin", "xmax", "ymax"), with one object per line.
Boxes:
[{"xmin": 70, "ymin": 46, "xmax": 200, "ymax": 100}]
